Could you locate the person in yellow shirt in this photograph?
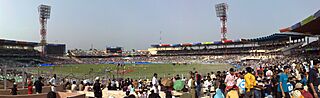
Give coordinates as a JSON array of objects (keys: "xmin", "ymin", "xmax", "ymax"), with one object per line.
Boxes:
[
  {"xmin": 244, "ymin": 67, "xmax": 256, "ymax": 98},
  {"xmin": 226, "ymin": 85, "xmax": 239, "ymax": 98}
]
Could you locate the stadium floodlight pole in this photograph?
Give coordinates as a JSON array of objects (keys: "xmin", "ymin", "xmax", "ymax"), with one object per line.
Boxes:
[
  {"xmin": 215, "ymin": 3, "xmax": 228, "ymax": 41},
  {"xmin": 38, "ymin": 4, "xmax": 51, "ymax": 57}
]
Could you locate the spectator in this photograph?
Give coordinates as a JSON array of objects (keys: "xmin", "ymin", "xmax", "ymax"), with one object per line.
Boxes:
[
  {"xmin": 78, "ymin": 81, "xmax": 84, "ymax": 91},
  {"xmin": 226, "ymin": 85, "xmax": 239, "ymax": 98},
  {"xmin": 71, "ymin": 81, "xmax": 77, "ymax": 92},
  {"xmin": 277, "ymin": 66, "xmax": 290, "ymax": 98},
  {"xmin": 225, "ymin": 68, "xmax": 237, "ymax": 92},
  {"xmin": 236, "ymin": 72, "xmax": 245, "ymax": 97},
  {"xmin": 10, "ymin": 83, "xmax": 18, "ymax": 95},
  {"xmin": 254, "ymin": 71, "xmax": 264, "ymax": 98},
  {"xmin": 308, "ymin": 63, "xmax": 320, "ymax": 98},
  {"xmin": 266, "ymin": 67, "xmax": 273, "ymax": 78},
  {"xmin": 27, "ymin": 78, "xmax": 33, "ymax": 94},
  {"xmin": 188, "ymin": 72, "xmax": 196, "ymax": 98},
  {"xmin": 148, "ymin": 90, "xmax": 160, "ymax": 98},
  {"xmin": 195, "ymin": 71, "xmax": 202, "ymax": 97},
  {"xmin": 34, "ymin": 77, "xmax": 44, "ymax": 94},
  {"xmin": 84, "ymin": 82, "xmax": 92, "ymax": 91},
  {"xmin": 93, "ymin": 77, "xmax": 103, "ymax": 98},
  {"xmin": 214, "ymin": 86, "xmax": 225, "ymax": 98},
  {"xmin": 124, "ymin": 91, "xmax": 130, "ymax": 98},
  {"xmin": 47, "ymin": 91, "xmax": 56, "ymax": 98},
  {"xmin": 210, "ymin": 72, "xmax": 216, "ymax": 79},
  {"xmin": 152, "ymin": 73, "xmax": 159, "ymax": 94},
  {"xmin": 49, "ymin": 74, "xmax": 57, "ymax": 92},
  {"xmin": 244, "ymin": 67, "xmax": 256, "ymax": 98},
  {"xmin": 295, "ymin": 83, "xmax": 313, "ymax": 98}
]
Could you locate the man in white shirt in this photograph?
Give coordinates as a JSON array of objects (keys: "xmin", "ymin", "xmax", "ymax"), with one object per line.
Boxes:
[
  {"xmin": 115, "ymin": 80, "xmax": 119, "ymax": 90},
  {"xmin": 187, "ymin": 78, "xmax": 192, "ymax": 88},
  {"xmin": 236, "ymin": 73, "xmax": 245, "ymax": 95},
  {"xmin": 292, "ymin": 63, "xmax": 296, "ymax": 70},
  {"xmin": 266, "ymin": 68, "xmax": 273, "ymax": 78},
  {"xmin": 71, "ymin": 81, "xmax": 77, "ymax": 92},
  {"xmin": 49, "ymin": 74, "xmax": 57, "ymax": 92},
  {"xmin": 204, "ymin": 78, "xmax": 212, "ymax": 96},
  {"xmin": 225, "ymin": 68, "xmax": 237, "ymax": 91},
  {"xmin": 182, "ymin": 77, "xmax": 186, "ymax": 82},
  {"xmin": 210, "ymin": 72, "xmax": 216, "ymax": 80},
  {"xmin": 152, "ymin": 73, "xmax": 159, "ymax": 94}
]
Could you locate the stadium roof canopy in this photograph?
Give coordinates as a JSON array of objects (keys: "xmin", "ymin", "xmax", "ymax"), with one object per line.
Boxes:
[
  {"xmin": 0, "ymin": 39, "xmax": 39, "ymax": 46},
  {"xmin": 0, "ymin": 39, "xmax": 66, "ymax": 47},
  {"xmin": 47, "ymin": 43, "xmax": 66, "ymax": 46},
  {"xmin": 243, "ymin": 32, "xmax": 306, "ymax": 42},
  {"xmin": 280, "ymin": 10, "xmax": 320, "ymax": 35},
  {"xmin": 151, "ymin": 33, "xmax": 306, "ymax": 48}
]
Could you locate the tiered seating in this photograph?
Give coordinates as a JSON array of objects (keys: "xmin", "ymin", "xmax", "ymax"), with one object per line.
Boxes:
[
  {"xmin": 69, "ymin": 49, "xmax": 108, "ymax": 56},
  {"xmin": 155, "ymin": 44, "xmax": 290, "ymax": 56},
  {"xmin": 303, "ymin": 40, "xmax": 320, "ymax": 50},
  {"xmin": 0, "ymin": 48, "xmax": 40, "ymax": 57}
]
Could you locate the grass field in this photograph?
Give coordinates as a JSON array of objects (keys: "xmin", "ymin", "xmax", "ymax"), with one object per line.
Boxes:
[{"xmin": 30, "ymin": 63, "xmax": 234, "ymax": 79}]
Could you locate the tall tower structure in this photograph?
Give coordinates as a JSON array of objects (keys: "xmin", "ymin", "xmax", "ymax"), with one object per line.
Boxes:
[
  {"xmin": 38, "ymin": 4, "xmax": 51, "ymax": 56},
  {"xmin": 215, "ymin": 3, "xmax": 228, "ymax": 41}
]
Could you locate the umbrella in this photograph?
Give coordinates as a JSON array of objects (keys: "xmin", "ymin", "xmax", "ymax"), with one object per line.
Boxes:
[
  {"xmin": 161, "ymin": 78, "xmax": 173, "ymax": 87},
  {"xmin": 173, "ymin": 80, "xmax": 185, "ymax": 91}
]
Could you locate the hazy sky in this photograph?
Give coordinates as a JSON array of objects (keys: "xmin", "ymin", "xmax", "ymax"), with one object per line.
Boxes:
[{"xmin": 0, "ymin": 0, "xmax": 319, "ymax": 50}]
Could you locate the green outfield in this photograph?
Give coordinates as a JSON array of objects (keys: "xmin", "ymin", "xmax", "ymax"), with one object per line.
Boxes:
[{"xmin": 31, "ymin": 63, "xmax": 233, "ymax": 79}]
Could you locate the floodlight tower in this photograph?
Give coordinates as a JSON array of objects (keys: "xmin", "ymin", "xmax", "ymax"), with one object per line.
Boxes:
[
  {"xmin": 215, "ymin": 3, "xmax": 228, "ymax": 41},
  {"xmin": 38, "ymin": 4, "xmax": 51, "ymax": 56}
]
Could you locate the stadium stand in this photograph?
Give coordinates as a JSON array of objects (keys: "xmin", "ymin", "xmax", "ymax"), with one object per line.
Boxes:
[
  {"xmin": 303, "ymin": 39, "xmax": 320, "ymax": 49},
  {"xmin": 0, "ymin": 39, "xmax": 40, "ymax": 57},
  {"xmin": 149, "ymin": 33, "xmax": 306, "ymax": 56},
  {"xmin": 280, "ymin": 9, "xmax": 320, "ymax": 57}
]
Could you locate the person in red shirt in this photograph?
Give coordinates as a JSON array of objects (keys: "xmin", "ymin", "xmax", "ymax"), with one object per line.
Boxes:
[
  {"xmin": 296, "ymin": 83, "xmax": 313, "ymax": 98},
  {"xmin": 27, "ymin": 78, "xmax": 33, "ymax": 94},
  {"xmin": 301, "ymin": 90, "xmax": 314, "ymax": 98}
]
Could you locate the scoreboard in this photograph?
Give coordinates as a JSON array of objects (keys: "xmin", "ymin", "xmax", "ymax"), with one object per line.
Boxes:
[
  {"xmin": 45, "ymin": 44, "xmax": 66, "ymax": 56},
  {"xmin": 106, "ymin": 47, "xmax": 122, "ymax": 53}
]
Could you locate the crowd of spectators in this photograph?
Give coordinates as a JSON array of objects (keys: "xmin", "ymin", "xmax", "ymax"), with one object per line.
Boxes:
[
  {"xmin": 1, "ymin": 43, "xmax": 320, "ymax": 98},
  {"xmin": 10, "ymin": 55, "xmax": 315, "ymax": 98},
  {"xmin": 68, "ymin": 49, "xmax": 109, "ymax": 56},
  {"xmin": 35, "ymin": 55, "xmax": 320, "ymax": 98},
  {"xmin": 75, "ymin": 55, "xmax": 243, "ymax": 65}
]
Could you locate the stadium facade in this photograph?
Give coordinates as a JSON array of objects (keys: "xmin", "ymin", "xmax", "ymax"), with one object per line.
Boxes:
[{"xmin": 0, "ymin": 39, "xmax": 66, "ymax": 57}]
